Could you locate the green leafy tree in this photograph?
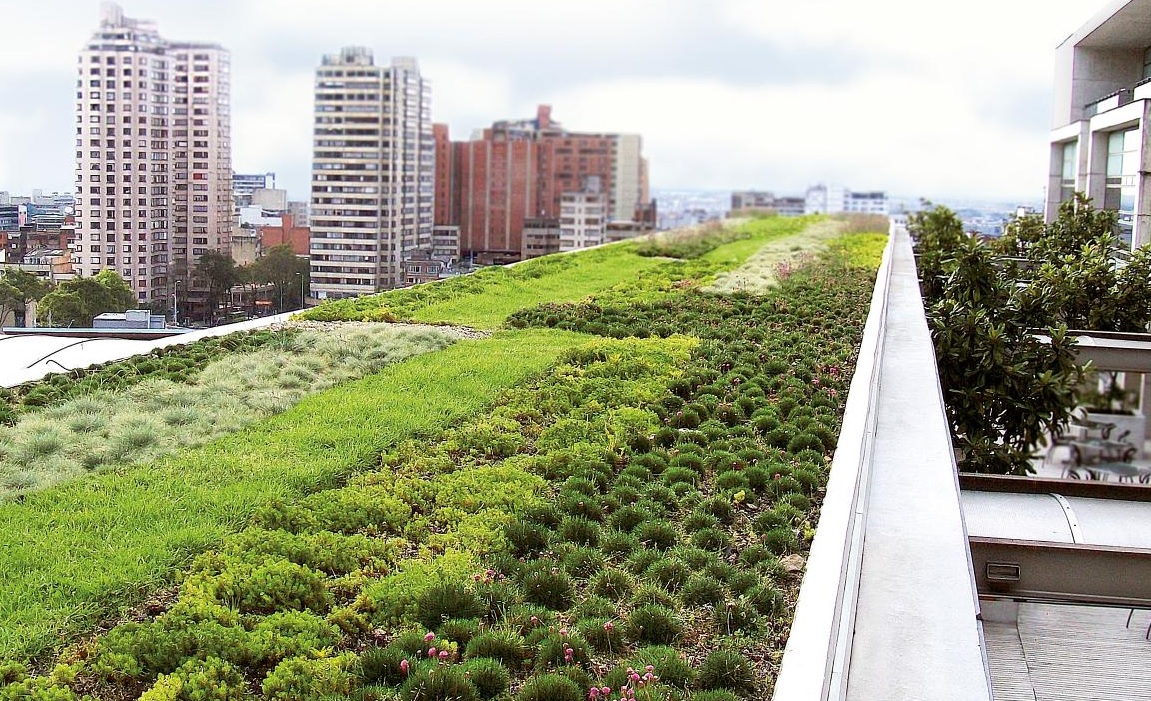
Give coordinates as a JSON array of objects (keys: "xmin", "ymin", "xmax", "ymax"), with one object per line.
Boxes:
[
  {"xmin": 244, "ymin": 245, "xmax": 310, "ymax": 311},
  {"xmin": 37, "ymin": 270, "xmax": 137, "ymax": 327},
  {"xmin": 0, "ymin": 269, "xmax": 52, "ymax": 326},
  {"xmin": 913, "ymin": 206, "xmax": 1084, "ymax": 474},
  {"xmin": 194, "ymin": 250, "xmax": 239, "ymax": 322}
]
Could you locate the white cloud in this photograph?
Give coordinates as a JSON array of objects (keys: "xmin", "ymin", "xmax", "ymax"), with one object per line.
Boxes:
[{"xmin": 0, "ymin": 0, "xmax": 1116, "ymax": 202}]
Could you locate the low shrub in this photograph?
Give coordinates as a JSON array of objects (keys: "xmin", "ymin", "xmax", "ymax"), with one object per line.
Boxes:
[
  {"xmin": 635, "ymin": 520, "xmax": 677, "ymax": 551},
  {"xmin": 535, "ymin": 633, "xmax": 592, "ymax": 671},
  {"xmin": 576, "ymin": 617, "xmax": 624, "ymax": 653},
  {"xmin": 521, "ymin": 566, "xmax": 575, "ymax": 610},
  {"xmin": 399, "ymin": 661, "xmax": 478, "ymax": 701},
  {"xmin": 515, "ymin": 673, "xmax": 582, "ymax": 701},
  {"xmin": 417, "ymin": 582, "xmax": 483, "ymax": 631},
  {"xmin": 140, "ymin": 656, "xmax": 247, "ymax": 701},
  {"xmin": 261, "ymin": 653, "xmax": 356, "ymax": 701},
  {"xmin": 460, "ymin": 658, "xmax": 510, "ymax": 700},
  {"xmin": 682, "ymin": 575, "xmax": 725, "ymax": 607},
  {"xmin": 696, "ymin": 650, "xmax": 756, "ymax": 696},
  {"xmin": 464, "ymin": 631, "xmax": 527, "ymax": 670},
  {"xmin": 626, "ymin": 605, "xmax": 682, "ymax": 645},
  {"xmin": 590, "ymin": 569, "xmax": 633, "ymax": 600}
]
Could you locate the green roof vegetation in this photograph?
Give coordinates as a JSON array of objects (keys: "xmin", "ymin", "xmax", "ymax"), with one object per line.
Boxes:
[{"xmin": 0, "ymin": 216, "xmax": 887, "ymax": 701}]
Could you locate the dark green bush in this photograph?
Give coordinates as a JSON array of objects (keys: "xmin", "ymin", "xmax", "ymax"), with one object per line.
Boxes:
[
  {"xmin": 521, "ymin": 566, "xmax": 575, "ymax": 610},
  {"xmin": 417, "ymin": 582, "xmax": 483, "ymax": 631},
  {"xmin": 515, "ymin": 673, "xmax": 582, "ymax": 701},
  {"xmin": 437, "ymin": 618, "xmax": 481, "ymax": 647},
  {"xmin": 562, "ymin": 547, "xmax": 606, "ymax": 578},
  {"xmin": 571, "ymin": 595, "xmax": 616, "ymax": 621},
  {"xmin": 697, "ymin": 650, "xmax": 756, "ymax": 696},
  {"xmin": 635, "ymin": 520, "xmax": 677, "ymax": 550},
  {"xmin": 399, "ymin": 662, "xmax": 478, "ymax": 701},
  {"xmin": 576, "ymin": 617, "xmax": 624, "ymax": 653},
  {"xmin": 465, "ymin": 631, "xmax": 527, "ymax": 670},
  {"xmin": 624, "ymin": 549, "xmax": 662, "ymax": 575},
  {"xmin": 590, "ymin": 568, "xmax": 633, "ymax": 600},
  {"xmin": 608, "ymin": 505, "xmax": 647, "ymax": 533},
  {"xmin": 682, "ymin": 575, "xmax": 725, "ymax": 606},
  {"xmin": 505, "ymin": 521, "xmax": 549, "ymax": 557},
  {"xmin": 691, "ymin": 527, "xmax": 731, "ymax": 552},
  {"xmin": 599, "ymin": 530, "xmax": 640, "ymax": 559},
  {"xmin": 535, "ymin": 633, "xmax": 592, "ymax": 671},
  {"xmin": 744, "ymin": 585, "xmax": 786, "ymax": 617},
  {"xmin": 630, "ymin": 645, "xmax": 697, "ymax": 689},
  {"xmin": 460, "ymin": 658, "xmax": 510, "ymax": 700},
  {"xmin": 559, "ymin": 517, "xmax": 601, "ymax": 547},
  {"xmin": 626, "ymin": 605, "xmax": 682, "ymax": 645},
  {"xmin": 359, "ymin": 644, "xmax": 412, "ymax": 686},
  {"xmin": 646, "ymin": 559, "xmax": 690, "ymax": 592}
]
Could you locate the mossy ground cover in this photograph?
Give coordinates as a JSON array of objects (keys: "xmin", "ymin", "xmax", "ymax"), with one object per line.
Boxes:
[
  {"xmin": 0, "ymin": 330, "xmax": 292, "ymax": 424},
  {"xmin": 0, "ymin": 329, "xmax": 586, "ymax": 663},
  {"xmin": 0, "ymin": 221, "xmax": 883, "ymax": 700},
  {"xmin": 0, "ymin": 325, "xmax": 461, "ymax": 497}
]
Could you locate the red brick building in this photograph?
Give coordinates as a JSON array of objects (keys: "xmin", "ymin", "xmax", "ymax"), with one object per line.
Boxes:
[
  {"xmin": 436, "ymin": 105, "xmax": 650, "ymax": 262},
  {"xmin": 259, "ymin": 214, "xmax": 310, "ymax": 257}
]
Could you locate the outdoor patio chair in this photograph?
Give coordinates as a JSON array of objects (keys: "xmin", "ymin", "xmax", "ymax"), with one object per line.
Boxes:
[{"xmin": 1125, "ymin": 609, "xmax": 1151, "ymax": 640}]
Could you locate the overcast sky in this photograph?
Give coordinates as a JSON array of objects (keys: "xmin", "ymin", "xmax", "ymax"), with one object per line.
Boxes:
[{"xmin": 0, "ymin": 1, "xmax": 1106, "ymax": 204}]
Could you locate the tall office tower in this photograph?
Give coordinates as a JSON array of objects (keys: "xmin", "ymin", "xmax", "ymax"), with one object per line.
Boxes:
[
  {"xmin": 310, "ymin": 49, "xmax": 434, "ymax": 299},
  {"xmin": 74, "ymin": 3, "xmax": 231, "ymax": 306}
]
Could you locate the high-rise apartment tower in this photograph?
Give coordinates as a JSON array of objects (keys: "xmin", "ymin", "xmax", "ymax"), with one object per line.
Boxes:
[
  {"xmin": 74, "ymin": 3, "xmax": 232, "ymax": 305},
  {"xmin": 309, "ymin": 49, "xmax": 434, "ymax": 298}
]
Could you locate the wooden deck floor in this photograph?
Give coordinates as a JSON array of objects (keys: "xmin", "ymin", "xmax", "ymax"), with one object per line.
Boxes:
[{"xmin": 985, "ymin": 603, "xmax": 1151, "ymax": 700}]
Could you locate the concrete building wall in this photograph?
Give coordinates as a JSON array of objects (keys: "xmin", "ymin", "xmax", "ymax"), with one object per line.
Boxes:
[
  {"xmin": 1047, "ymin": 0, "xmax": 1151, "ymax": 247},
  {"xmin": 74, "ymin": 3, "xmax": 231, "ymax": 306},
  {"xmin": 612, "ymin": 134, "xmax": 642, "ymax": 222},
  {"xmin": 309, "ymin": 49, "xmax": 434, "ymax": 299},
  {"xmin": 559, "ymin": 189, "xmax": 605, "ymax": 251}
]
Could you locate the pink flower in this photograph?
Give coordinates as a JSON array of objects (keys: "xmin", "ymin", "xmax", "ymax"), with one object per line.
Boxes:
[
  {"xmin": 603, "ymin": 621, "xmax": 614, "ymax": 632},
  {"xmin": 427, "ymin": 647, "xmax": 437, "ymax": 657},
  {"xmin": 530, "ymin": 615, "xmax": 540, "ymax": 625},
  {"xmin": 439, "ymin": 650, "xmax": 450, "ymax": 660},
  {"xmin": 601, "ymin": 687, "xmax": 611, "ymax": 696},
  {"xmin": 559, "ymin": 628, "xmax": 568, "ymax": 636},
  {"xmin": 588, "ymin": 689, "xmax": 600, "ymax": 700},
  {"xmin": 400, "ymin": 659, "xmax": 410, "ymax": 675},
  {"xmin": 424, "ymin": 632, "xmax": 436, "ymax": 642}
]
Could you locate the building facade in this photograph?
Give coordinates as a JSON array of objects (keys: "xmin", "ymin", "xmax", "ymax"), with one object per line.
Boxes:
[
  {"xmin": 309, "ymin": 49, "xmax": 434, "ymax": 298},
  {"xmin": 435, "ymin": 105, "xmax": 651, "ymax": 262},
  {"xmin": 558, "ymin": 178, "xmax": 606, "ymax": 251},
  {"xmin": 73, "ymin": 3, "xmax": 231, "ymax": 305},
  {"xmin": 1048, "ymin": 0, "xmax": 1151, "ymax": 248}
]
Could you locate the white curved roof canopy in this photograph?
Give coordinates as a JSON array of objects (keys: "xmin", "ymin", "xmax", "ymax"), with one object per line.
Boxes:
[{"xmin": 0, "ymin": 311, "xmax": 297, "ymax": 388}]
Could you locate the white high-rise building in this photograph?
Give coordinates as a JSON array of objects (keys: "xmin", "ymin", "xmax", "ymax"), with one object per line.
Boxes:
[
  {"xmin": 309, "ymin": 48, "xmax": 434, "ymax": 298},
  {"xmin": 1048, "ymin": 0, "xmax": 1151, "ymax": 248},
  {"xmin": 74, "ymin": 3, "xmax": 231, "ymax": 305}
]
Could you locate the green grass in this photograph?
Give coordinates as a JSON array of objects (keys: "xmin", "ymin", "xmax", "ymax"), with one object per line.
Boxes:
[
  {"xmin": 405, "ymin": 249, "xmax": 665, "ymax": 328},
  {"xmin": 0, "ymin": 328, "xmax": 588, "ymax": 661},
  {"xmin": 298, "ymin": 217, "xmax": 816, "ymax": 330}
]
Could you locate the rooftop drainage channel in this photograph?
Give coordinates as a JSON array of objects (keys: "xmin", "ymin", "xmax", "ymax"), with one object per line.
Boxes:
[{"xmin": 773, "ymin": 228, "xmax": 993, "ymax": 700}]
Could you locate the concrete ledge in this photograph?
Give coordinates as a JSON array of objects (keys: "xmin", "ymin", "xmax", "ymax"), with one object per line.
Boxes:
[{"xmin": 774, "ymin": 228, "xmax": 993, "ymax": 700}]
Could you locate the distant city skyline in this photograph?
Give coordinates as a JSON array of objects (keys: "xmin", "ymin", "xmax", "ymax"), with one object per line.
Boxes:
[{"xmin": 0, "ymin": 0, "xmax": 1105, "ymax": 203}]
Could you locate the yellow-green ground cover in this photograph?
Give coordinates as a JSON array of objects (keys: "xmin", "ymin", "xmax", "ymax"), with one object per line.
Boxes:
[
  {"xmin": 0, "ymin": 329, "xmax": 586, "ymax": 661},
  {"xmin": 0, "ymin": 216, "xmax": 889, "ymax": 701}
]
